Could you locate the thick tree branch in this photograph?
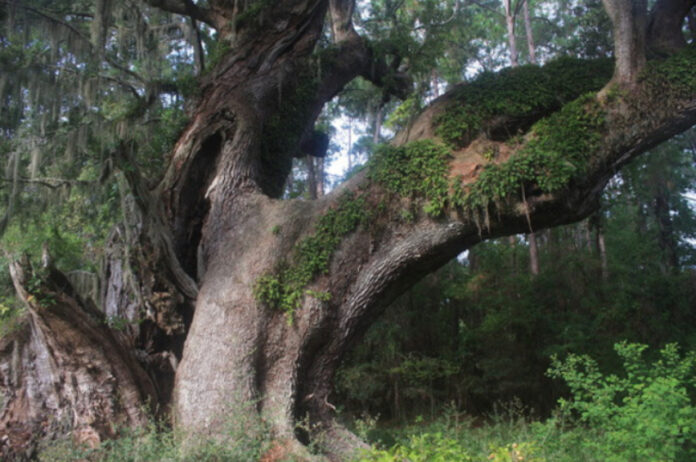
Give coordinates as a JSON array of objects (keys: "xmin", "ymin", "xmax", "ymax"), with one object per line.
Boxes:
[
  {"xmin": 602, "ymin": 0, "xmax": 648, "ymax": 84},
  {"xmin": 329, "ymin": 0, "xmax": 359, "ymax": 43},
  {"xmin": 143, "ymin": 0, "xmax": 220, "ymax": 28},
  {"xmin": 647, "ymin": 0, "xmax": 696, "ymax": 55},
  {"xmin": 290, "ymin": 52, "xmax": 696, "ymax": 449}
]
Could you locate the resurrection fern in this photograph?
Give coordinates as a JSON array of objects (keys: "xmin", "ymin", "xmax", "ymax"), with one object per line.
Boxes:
[
  {"xmin": 640, "ymin": 45, "xmax": 696, "ymax": 100},
  {"xmin": 435, "ymin": 57, "xmax": 613, "ymax": 149},
  {"xmin": 254, "ymin": 192, "xmax": 368, "ymax": 322},
  {"xmin": 255, "ymin": 48, "xmax": 696, "ymax": 321},
  {"xmin": 460, "ymin": 94, "xmax": 606, "ymax": 215},
  {"xmin": 369, "ymin": 96, "xmax": 606, "ymax": 224},
  {"xmin": 368, "ymin": 140, "xmax": 452, "ymax": 217}
]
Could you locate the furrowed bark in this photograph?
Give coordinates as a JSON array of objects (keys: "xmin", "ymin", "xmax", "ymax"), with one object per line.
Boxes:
[
  {"xmin": 602, "ymin": 0, "xmax": 648, "ymax": 84},
  {"xmin": 0, "ymin": 255, "xmax": 156, "ymax": 460}
]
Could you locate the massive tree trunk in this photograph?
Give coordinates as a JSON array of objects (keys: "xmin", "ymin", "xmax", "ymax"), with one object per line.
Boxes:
[{"xmin": 2, "ymin": 0, "xmax": 696, "ymax": 460}]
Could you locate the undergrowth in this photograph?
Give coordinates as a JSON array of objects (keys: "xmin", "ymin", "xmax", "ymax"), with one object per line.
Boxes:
[
  {"xmin": 356, "ymin": 342, "xmax": 696, "ymax": 462},
  {"xmin": 38, "ymin": 401, "xmax": 270, "ymax": 462}
]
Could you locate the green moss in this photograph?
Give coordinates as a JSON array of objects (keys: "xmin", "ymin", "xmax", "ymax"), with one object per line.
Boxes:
[
  {"xmin": 368, "ymin": 140, "xmax": 453, "ymax": 217},
  {"xmin": 435, "ymin": 57, "xmax": 613, "ymax": 149},
  {"xmin": 459, "ymin": 94, "xmax": 605, "ymax": 217},
  {"xmin": 368, "ymin": 94, "xmax": 605, "ymax": 227},
  {"xmin": 641, "ymin": 45, "xmax": 696, "ymax": 97},
  {"xmin": 254, "ymin": 192, "xmax": 369, "ymax": 322}
]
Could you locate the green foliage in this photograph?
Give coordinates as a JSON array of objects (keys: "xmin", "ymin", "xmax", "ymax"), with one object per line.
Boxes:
[
  {"xmin": 368, "ymin": 140, "xmax": 452, "ymax": 217},
  {"xmin": 38, "ymin": 406, "xmax": 269, "ymax": 462},
  {"xmin": 203, "ymin": 39, "xmax": 231, "ymax": 73},
  {"xmin": 461, "ymin": 94, "xmax": 606, "ymax": 218},
  {"xmin": 254, "ymin": 192, "xmax": 368, "ymax": 321},
  {"xmin": 434, "ymin": 57, "xmax": 612, "ymax": 149},
  {"xmin": 355, "ymin": 341, "xmax": 696, "ymax": 461},
  {"xmin": 548, "ymin": 342, "xmax": 696, "ymax": 462},
  {"xmin": 370, "ymin": 91, "xmax": 606, "ymax": 223},
  {"xmin": 641, "ymin": 45, "xmax": 696, "ymax": 98},
  {"xmin": 361, "ymin": 432, "xmax": 475, "ymax": 462},
  {"xmin": 353, "ymin": 404, "xmax": 578, "ymax": 462},
  {"xmin": 339, "ymin": 131, "xmax": 696, "ymax": 419},
  {"xmin": 385, "ymin": 95, "xmax": 422, "ymax": 131},
  {"xmin": 0, "ymin": 295, "xmax": 24, "ymax": 337}
]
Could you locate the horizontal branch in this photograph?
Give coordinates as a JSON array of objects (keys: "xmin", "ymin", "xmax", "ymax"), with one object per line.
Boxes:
[
  {"xmin": 0, "ymin": 177, "xmax": 91, "ymax": 189},
  {"xmin": 143, "ymin": 0, "xmax": 220, "ymax": 28},
  {"xmin": 288, "ymin": 52, "xmax": 696, "ymax": 413}
]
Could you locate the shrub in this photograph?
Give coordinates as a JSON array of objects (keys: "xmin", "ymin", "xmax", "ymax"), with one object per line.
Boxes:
[{"xmin": 548, "ymin": 342, "xmax": 696, "ymax": 462}]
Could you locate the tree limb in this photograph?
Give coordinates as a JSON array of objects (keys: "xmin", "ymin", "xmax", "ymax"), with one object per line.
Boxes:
[
  {"xmin": 601, "ymin": 0, "xmax": 648, "ymax": 84},
  {"xmin": 143, "ymin": 0, "xmax": 220, "ymax": 28},
  {"xmin": 647, "ymin": 0, "xmax": 696, "ymax": 55},
  {"xmin": 0, "ymin": 177, "xmax": 91, "ymax": 189}
]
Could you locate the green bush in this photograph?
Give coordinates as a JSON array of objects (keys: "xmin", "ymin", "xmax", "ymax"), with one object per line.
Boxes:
[
  {"xmin": 359, "ymin": 432, "xmax": 475, "ymax": 462},
  {"xmin": 548, "ymin": 342, "xmax": 696, "ymax": 462}
]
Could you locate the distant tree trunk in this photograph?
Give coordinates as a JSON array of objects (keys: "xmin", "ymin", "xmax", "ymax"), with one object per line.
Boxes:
[
  {"xmin": 654, "ymin": 188, "xmax": 680, "ymax": 270},
  {"xmin": 590, "ymin": 213, "xmax": 609, "ymax": 281},
  {"xmin": 306, "ymin": 156, "xmax": 318, "ymax": 200},
  {"xmin": 522, "ymin": 0, "xmax": 536, "ymax": 64},
  {"xmin": 373, "ymin": 105, "xmax": 383, "ymax": 144},
  {"xmin": 504, "ymin": 0, "xmax": 519, "ymax": 67},
  {"xmin": 598, "ymin": 229, "xmax": 609, "ymax": 281},
  {"xmin": 528, "ymin": 232, "xmax": 540, "ymax": 275},
  {"xmin": 431, "ymin": 69, "xmax": 441, "ymax": 98},
  {"xmin": 522, "ymin": 0, "xmax": 540, "ymax": 275},
  {"xmin": 347, "ymin": 117, "xmax": 353, "ymax": 171},
  {"xmin": 508, "ymin": 235, "xmax": 518, "ymax": 272},
  {"xmin": 316, "ymin": 157, "xmax": 325, "ymax": 197}
]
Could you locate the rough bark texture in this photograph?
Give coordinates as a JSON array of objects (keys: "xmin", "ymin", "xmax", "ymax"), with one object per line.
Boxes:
[
  {"xmin": 1, "ymin": 255, "xmax": 156, "ymax": 460},
  {"xmin": 602, "ymin": 0, "xmax": 648, "ymax": 84},
  {"xmin": 504, "ymin": 0, "xmax": 519, "ymax": 67},
  {"xmin": 2, "ymin": 0, "xmax": 696, "ymax": 460},
  {"xmin": 647, "ymin": 0, "xmax": 696, "ymax": 55}
]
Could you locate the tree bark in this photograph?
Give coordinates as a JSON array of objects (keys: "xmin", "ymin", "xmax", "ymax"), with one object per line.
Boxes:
[
  {"xmin": 528, "ymin": 232, "xmax": 540, "ymax": 276},
  {"xmin": 522, "ymin": 0, "xmax": 536, "ymax": 65},
  {"xmin": 1, "ymin": 255, "xmax": 156, "ymax": 459},
  {"xmin": 646, "ymin": 0, "xmax": 695, "ymax": 56},
  {"xmin": 504, "ymin": 0, "xmax": 519, "ymax": 67},
  {"xmin": 602, "ymin": 0, "xmax": 648, "ymax": 84}
]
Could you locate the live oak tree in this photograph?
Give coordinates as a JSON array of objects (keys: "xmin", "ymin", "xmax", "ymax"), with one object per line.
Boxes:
[{"xmin": 1, "ymin": 0, "xmax": 696, "ymax": 460}]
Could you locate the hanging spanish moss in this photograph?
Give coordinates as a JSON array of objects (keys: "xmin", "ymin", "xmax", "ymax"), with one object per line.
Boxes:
[{"xmin": 0, "ymin": 0, "xmax": 199, "ymax": 245}]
